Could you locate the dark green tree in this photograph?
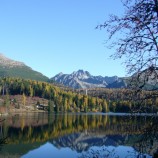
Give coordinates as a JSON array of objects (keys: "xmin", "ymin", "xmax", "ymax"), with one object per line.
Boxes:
[{"xmin": 48, "ymin": 100, "xmax": 54, "ymax": 113}]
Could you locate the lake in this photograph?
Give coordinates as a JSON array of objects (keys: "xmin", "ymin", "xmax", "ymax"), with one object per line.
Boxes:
[{"xmin": 0, "ymin": 112, "xmax": 157, "ymax": 158}]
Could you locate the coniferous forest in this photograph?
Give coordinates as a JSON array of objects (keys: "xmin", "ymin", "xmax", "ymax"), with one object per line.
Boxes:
[{"xmin": 0, "ymin": 77, "xmax": 158, "ymax": 113}]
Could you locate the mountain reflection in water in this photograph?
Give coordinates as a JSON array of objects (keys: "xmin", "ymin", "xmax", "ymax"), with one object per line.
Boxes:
[{"xmin": 0, "ymin": 113, "xmax": 157, "ymax": 158}]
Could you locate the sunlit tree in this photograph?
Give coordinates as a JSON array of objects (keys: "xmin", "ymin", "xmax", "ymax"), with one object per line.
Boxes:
[
  {"xmin": 97, "ymin": 0, "xmax": 158, "ymax": 90},
  {"xmin": 102, "ymin": 99, "xmax": 109, "ymax": 113}
]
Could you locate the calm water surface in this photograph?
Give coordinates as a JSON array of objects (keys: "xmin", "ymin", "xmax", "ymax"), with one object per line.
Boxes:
[{"xmin": 0, "ymin": 113, "xmax": 157, "ymax": 158}]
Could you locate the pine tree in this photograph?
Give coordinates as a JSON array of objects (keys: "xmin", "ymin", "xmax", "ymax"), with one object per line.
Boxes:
[
  {"xmin": 102, "ymin": 99, "xmax": 109, "ymax": 113},
  {"xmin": 48, "ymin": 100, "xmax": 54, "ymax": 113}
]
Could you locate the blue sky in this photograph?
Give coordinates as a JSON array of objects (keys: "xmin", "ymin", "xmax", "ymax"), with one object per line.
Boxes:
[{"xmin": 0, "ymin": 0, "xmax": 126, "ymax": 78}]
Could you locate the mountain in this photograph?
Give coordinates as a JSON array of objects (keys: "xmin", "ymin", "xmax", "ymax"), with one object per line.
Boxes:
[
  {"xmin": 131, "ymin": 67, "xmax": 158, "ymax": 90},
  {"xmin": 50, "ymin": 132, "xmax": 126, "ymax": 153},
  {"xmin": 51, "ymin": 70, "xmax": 126, "ymax": 89},
  {"xmin": 108, "ymin": 67, "xmax": 158, "ymax": 90},
  {"xmin": 107, "ymin": 77, "xmax": 128, "ymax": 88},
  {"xmin": 0, "ymin": 53, "xmax": 48, "ymax": 81}
]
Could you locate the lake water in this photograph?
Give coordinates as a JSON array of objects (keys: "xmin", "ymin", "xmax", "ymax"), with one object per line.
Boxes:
[{"xmin": 0, "ymin": 112, "xmax": 157, "ymax": 158}]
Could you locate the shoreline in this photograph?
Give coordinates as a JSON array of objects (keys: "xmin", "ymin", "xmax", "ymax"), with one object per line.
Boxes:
[{"xmin": 1, "ymin": 111, "xmax": 158, "ymax": 117}]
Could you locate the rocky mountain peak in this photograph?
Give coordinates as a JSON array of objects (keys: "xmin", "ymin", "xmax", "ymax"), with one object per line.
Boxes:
[
  {"xmin": 72, "ymin": 70, "xmax": 91, "ymax": 79},
  {"xmin": 56, "ymin": 72, "xmax": 64, "ymax": 77},
  {"xmin": 0, "ymin": 53, "xmax": 24, "ymax": 68},
  {"xmin": 51, "ymin": 70, "xmax": 125, "ymax": 89}
]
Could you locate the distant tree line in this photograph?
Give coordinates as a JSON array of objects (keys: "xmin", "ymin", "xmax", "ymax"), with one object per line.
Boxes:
[
  {"xmin": 0, "ymin": 77, "xmax": 158, "ymax": 113},
  {"xmin": 0, "ymin": 77, "xmax": 109, "ymax": 113},
  {"xmin": 76, "ymin": 88, "xmax": 158, "ymax": 113}
]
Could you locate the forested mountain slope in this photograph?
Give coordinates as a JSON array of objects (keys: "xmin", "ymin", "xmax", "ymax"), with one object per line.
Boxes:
[{"xmin": 0, "ymin": 53, "xmax": 48, "ymax": 82}]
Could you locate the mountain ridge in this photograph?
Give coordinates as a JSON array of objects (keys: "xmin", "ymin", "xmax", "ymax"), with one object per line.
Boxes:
[
  {"xmin": 0, "ymin": 53, "xmax": 49, "ymax": 82},
  {"xmin": 51, "ymin": 70, "xmax": 127, "ymax": 89},
  {"xmin": 1, "ymin": 53, "xmax": 156, "ymax": 90},
  {"xmin": 0, "ymin": 53, "xmax": 25, "ymax": 67}
]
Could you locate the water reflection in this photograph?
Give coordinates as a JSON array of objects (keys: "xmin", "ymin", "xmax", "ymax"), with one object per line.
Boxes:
[
  {"xmin": 79, "ymin": 146, "xmax": 152, "ymax": 158},
  {"xmin": 22, "ymin": 142, "xmax": 78, "ymax": 158},
  {"xmin": 0, "ymin": 113, "xmax": 157, "ymax": 158},
  {"xmin": 0, "ymin": 119, "xmax": 7, "ymax": 152},
  {"xmin": 21, "ymin": 143, "xmax": 152, "ymax": 158}
]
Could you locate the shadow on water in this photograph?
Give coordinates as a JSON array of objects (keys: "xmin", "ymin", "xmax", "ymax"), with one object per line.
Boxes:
[
  {"xmin": 77, "ymin": 114, "xmax": 158, "ymax": 158},
  {"xmin": 0, "ymin": 113, "xmax": 158, "ymax": 158},
  {"xmin": 0, "ymin": 119, "xmax": 7, "ymax": 151}
]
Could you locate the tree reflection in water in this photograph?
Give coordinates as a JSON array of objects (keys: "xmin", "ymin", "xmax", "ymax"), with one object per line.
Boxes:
[
  {"xmin": 78, "ymin": 114, "xmax": 158, "ymax": 158},
  {"xmin": 0, "ymin": 113, "xmax": 158, "ymax": 157},
  {"xmin": 134, "ymin": 115, "xmax": 158, "ymax": 158},
  {"xmin": 0, "ymin": 119, "xmax": 7, "ymax": 151}
]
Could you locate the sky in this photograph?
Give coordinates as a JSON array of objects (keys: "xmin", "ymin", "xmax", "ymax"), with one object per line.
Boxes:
[{"xmin": 0, "ymin": 0, "xmax": 126, "ymax": 78}]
